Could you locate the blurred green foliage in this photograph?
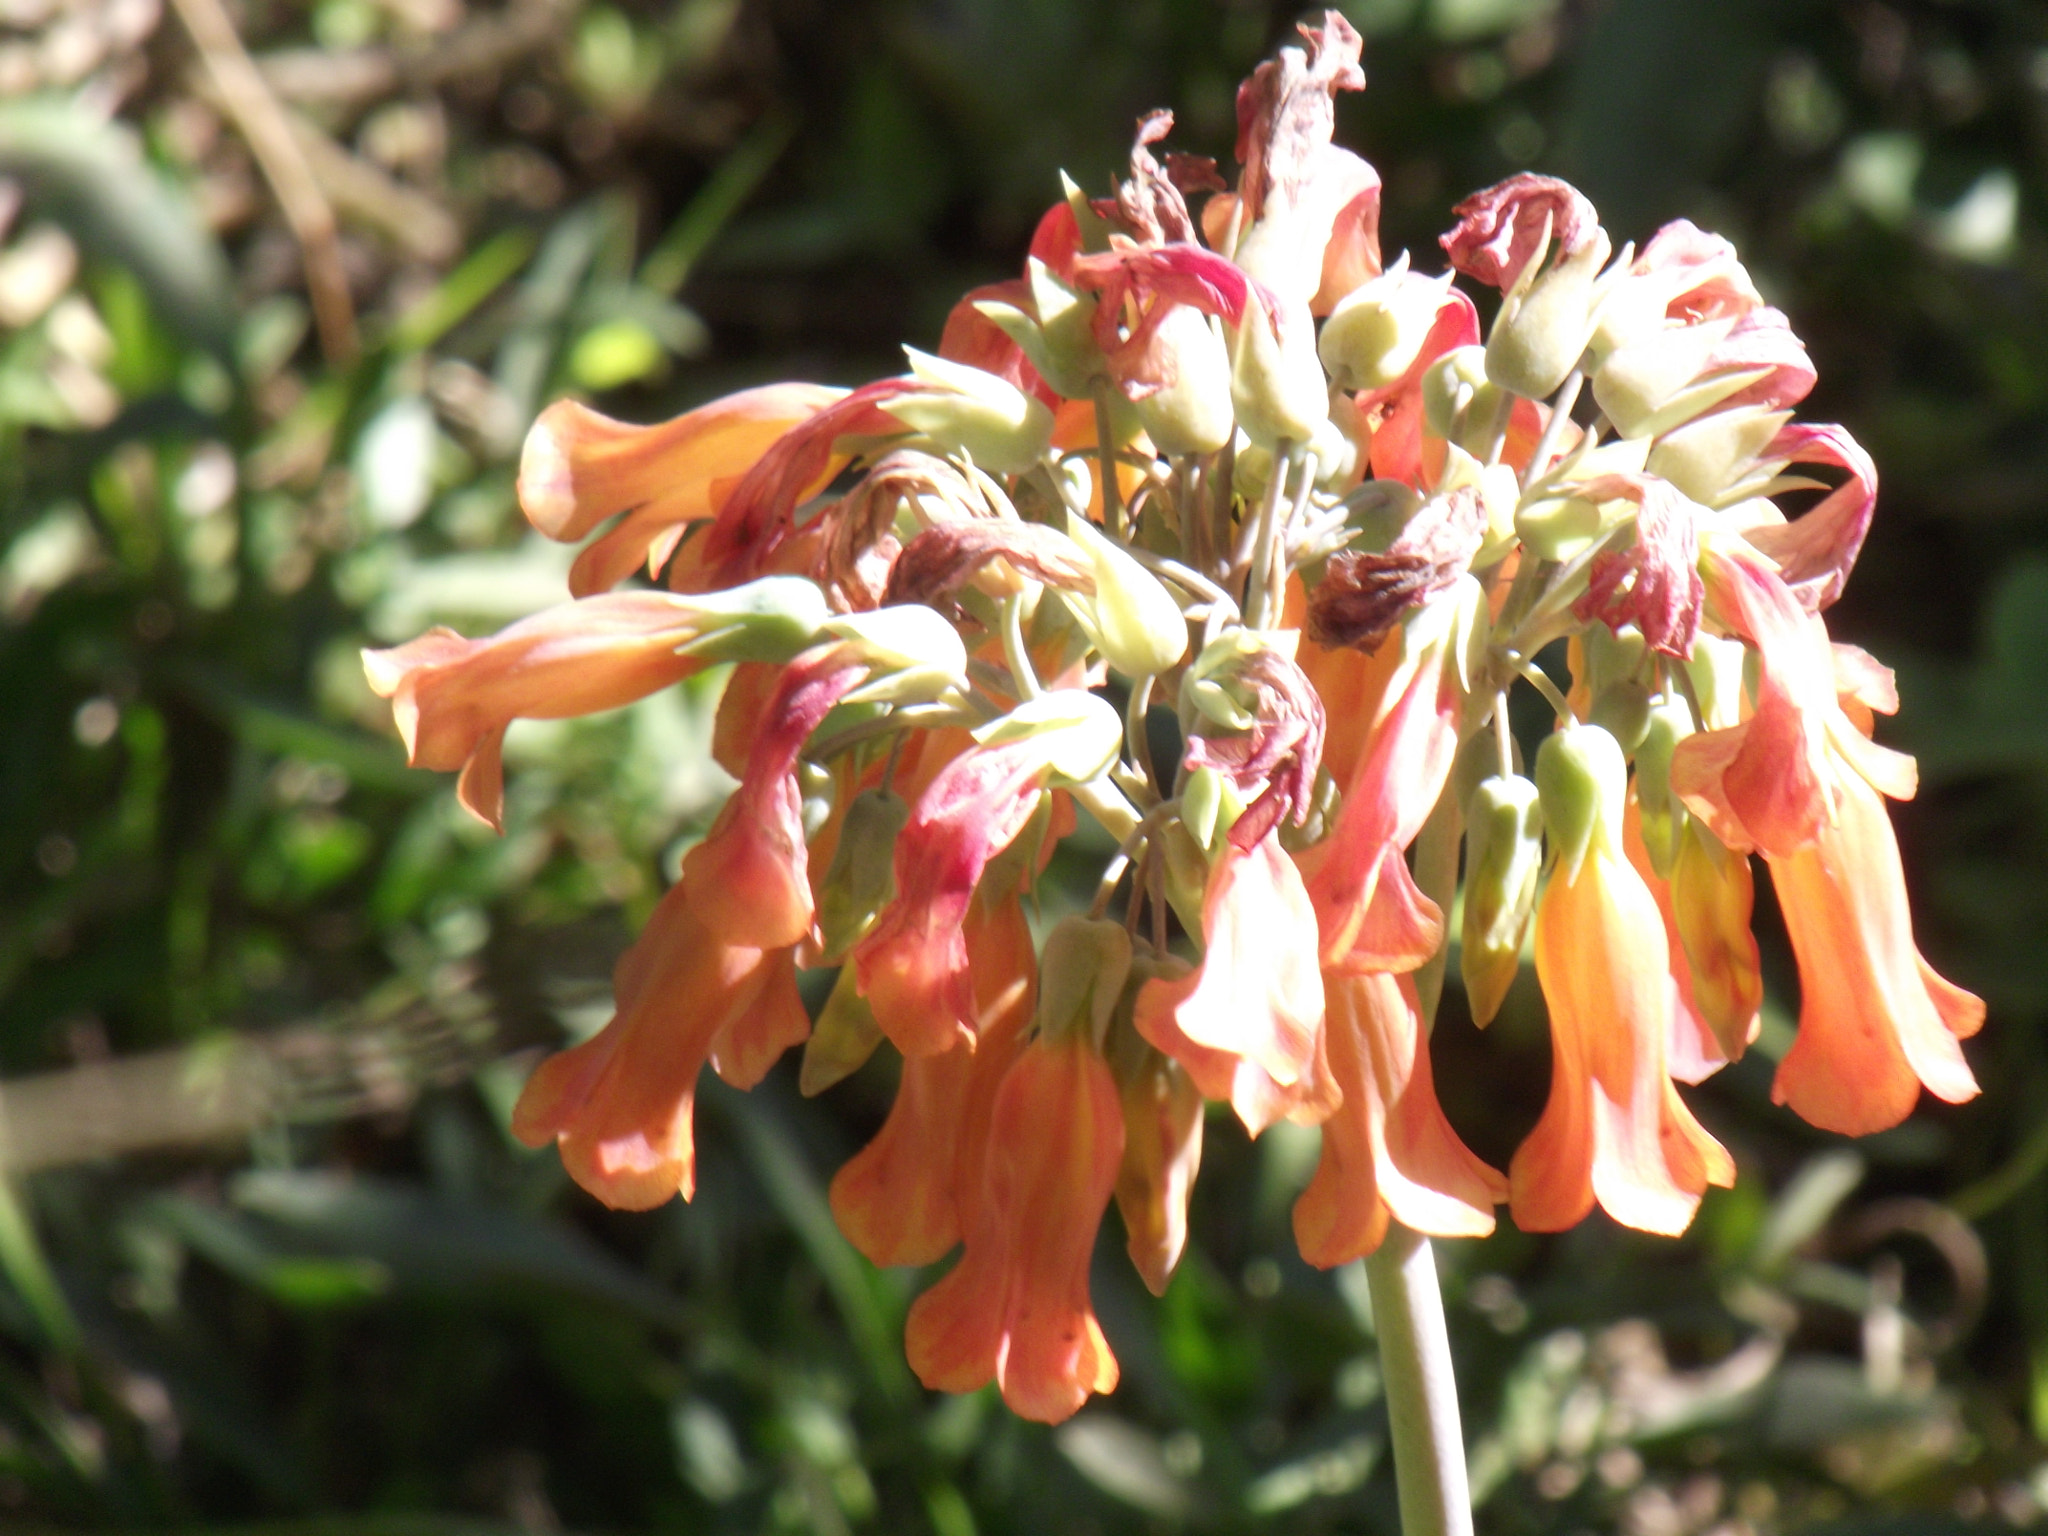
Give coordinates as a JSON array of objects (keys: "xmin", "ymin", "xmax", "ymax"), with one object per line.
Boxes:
[{"xmin": 0, "ymin": 0, "xmax": 2046, "ymax": 1533}]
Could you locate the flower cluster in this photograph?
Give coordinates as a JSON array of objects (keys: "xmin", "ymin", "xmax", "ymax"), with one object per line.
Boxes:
[{"xmin": 366, "ymin": 13, "xmax": 1981, "ymax": 1425}]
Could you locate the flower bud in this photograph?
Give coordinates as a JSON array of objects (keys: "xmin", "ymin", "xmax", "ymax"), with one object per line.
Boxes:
[
  {"xmin": 978, "ymin": 258, "xmax": 1107, "ymax": 400},
  {"xmin": 974, "ymin": 689, "xmax": 1124, "ymax": 784},
  {"xmin": 1485, "ymin": 230, "xmax": 1611, "ymax": 399},
  {"xmin": 882, "ymin": 348, "xmax": 1057, "ymax": 475},
  {"xmin": 1630, "ymin": 696, "xmax": 1692, "ymax": 877},
  {"xmin": 1535, "ymin": 722, "xmax": 1626, "ymax": 880},
  {"xmin": 1309, "ymin": 395, "xmax": 1363, "ymax": 488},
  {"xmin": 1644, "ymin": 405, "xmax": 1790, "ymax": 505},
  {"xmin": 1065, "ymin": 510, "xmax": 1189, "ymax": 677},
  {"xmin": 1421, "ymin": 345, "xmax": 1490, "ymax": 440},
  {"xmin": 824, "ymin": 606, "xmax": 970, "ymax": 702},
  {"xmin": 799, "ymin": 963, "xmax": 885, "ymax": 1095},
  {"xmin": 670, "ymin": 575, "xmax": 835, "ymax": 664},
  {"xmin": 1682, "ymin": 631, "xmax": 1749, "ymax": 731},
  {"xmin": 1514, "ymin": 485, "xmax": 1620, "ymax": 564},
  {"xmin": 1318, "ymin": 259, "xmax": 1455, "ymax": 392},
  {"xmin": 1233, "ymin": 436, "xmax": 1275, "ymax": 504},
  {"xmin": 1179, "ymin": 764, "xmax": 1245, "ymax": 853},
  {"xmin": 1460, "ymin": 773, "xmax": 1543, "ymax": 1027},
  {"xmin": 1230, "ymin": 302, "xmax": 1331, "ymax": 450},
  {"xmin": 1036, "ymin": 915, "xmax": 1133, "ymax": 1048},
  {"xmin": 813, "ymin": 787, "xmax": 910, "ymax": 962},
  {"xmin": 1590, "ymin": 318, "xmax": 1755, "ymax": 439},
  {"xmin": 1157, "ymin": 818, "xmax": 1213, "ymax": 937},
  {"xmin": 1134, "ymin": 307, "xmax": 1235, "ymax": 456},
  {"xmin": 1589, "ymin": 677, "xmax": 1653, "ymax": 754}
]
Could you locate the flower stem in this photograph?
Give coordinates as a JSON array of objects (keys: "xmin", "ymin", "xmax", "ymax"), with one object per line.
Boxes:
[{"xmin": 1367, "ymin": 1221, "xmax": 1476, "ymax": 1536}]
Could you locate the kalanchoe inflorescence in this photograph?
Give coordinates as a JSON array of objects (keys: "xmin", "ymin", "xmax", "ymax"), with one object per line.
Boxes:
[{"xmin": 366, "ymin": 12, "xmax": 1983, "ymax": 1425}]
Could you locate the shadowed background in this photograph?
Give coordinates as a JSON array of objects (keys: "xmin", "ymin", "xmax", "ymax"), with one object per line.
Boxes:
[{"xmin": 0, "ymin": 0, "xmax": 2045, "ymax": 1532}]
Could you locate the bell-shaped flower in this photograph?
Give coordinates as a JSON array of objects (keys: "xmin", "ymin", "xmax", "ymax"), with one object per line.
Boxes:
[
  {"xmin": 880, "ymin": 349, "xmax": 1057, "ymax": 476},
  {"xmin": 829, "ymin": 890, "xmax": 1038, "ymax": 1267},
  {"xmin": 1294, "ymin": 971, "xmax": 1507, "ymax": 1266},
  {"xmin": 1767, "ymin": 763, "xmax": 1983, "ymax": 1134},
  {"xmin": 1620, "ymin": 795, "xmax": 1759, "ymax": 1085},
  {"xmin": 905, "ymin": 918, "xmax": 1129, "ymax": 1424},
  {"xmin": 1301, "ymin": 576, "xmax": 1481, "ymax": 971},
  {"xmin": 517, "ymin": 383, "xmax": 843, "ymax": 596},
  {"xmin": 1440, "ymin": 173, "xmax": 1612, "ymax": 399},
  {"xmin": 1567, "ymin": 472, "xmax": 1706, "ymax": 659},
  {"xmin": 1109, "ymin": 1021, "xmax": 1205, "ymax": 1297},
  {"xmin": 681, "ymin": 645, "xmax": 872, "ymax": 950},
  {"xmin": 362, "ymin": 580, "xmax": 829, "ymax": 830},
  {"xmin": 1587, "ymin": 218, "xmax": 1760, "ymax": 362},
  {"xmin": 1510, "ymin": 725, "xmax": 1735, "ymax": 1236},
  {"xmin": 510, "ymin": 880, "xmax": 808, "ymax": 1209},
  {"xmin": 1131, "ymin": 830, "xmax": 1327, "ymax": 1133},
  {"xmin": 856, "ymin": 692, "xmax": 1120, "ymax": 1055}
]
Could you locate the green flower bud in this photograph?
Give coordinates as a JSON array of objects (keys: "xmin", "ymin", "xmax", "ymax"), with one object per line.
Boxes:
[
  {"xmin": 1535, "ymin": 722, "xmax": 1626, "ymax": 880},
  {"xmin": 1134, "ymin": 308, "xmax": 1235, "ymax": 456},
  {"xmin": 1065, "ymin": 509, "xmax": 1189, "ymax": 677},
  {"xmin": 1460, "ymin": 773, "xmax": 1544, "ymax": 1027},
  {"xmin": 1421, "ymin": 345, "xmax": 1490, "ymax": 440},
  {"xmin": 1233, "ymin": 436, "xmax": 1275, "ymax": 504},
  {"xmin": 1683, "ymin": 631, "xmax": 1749, "ymax": 730},
  {"xmin": 824, "ymin": 605, "xmax": 970, "ymax": 702},
  {"xmin": 1179, "ymin": 764, "xmax": 1245, "ymax": 853},
  {"xmin": 1632, "ymin": 697, "xmax": 1693, "ymax": 878},
  {"xmin": 1591, "ymin": 318, "xmax": 1769, "ymax": 440},
  {"xmin": 799, "ymin": 964, "xmax": 884, "ymax": 1096},
  {"xmin": 1036, "ymin": 915, "xmax": 1133, "ymax": 1049},
  {"xmin": 1157, "ymin": 818, "xmax": 1212, "ymax": 937},
  {"xmin": 1589, "ymin": 677, "xmax": 1653, "ymax": 754},
  {"xmin": 977, "ymin": 257, "xmax": 1106, "ymax": 400},
  {"xmin": 1318, "ymin": 259, "xmax": 1455, "ymax": 392},
  {"xmin": 813, "ymin": 787, "xmax": 910, "ymax": 962},
  {"xmin": 1230, "ymin": 304, "xmax": 1331, "ymax": 450},
  {"xmin": 974, "ymin": 689, "xmax": 1124, "ymax": 785},
  {"xmin": 1485, "ymin": 231, "xmax": 1611, "ymax": 399},
  {"xmin": 882, "ymin": 348, "xmax": 1056, "ymax": 476},
  {"xmin": 673, "ymin": 575, "xmax": 834, "ymax": 664},
  {"xmin": 1644, "ymin": 404, "xmax": 1790, "ymax": 505}
]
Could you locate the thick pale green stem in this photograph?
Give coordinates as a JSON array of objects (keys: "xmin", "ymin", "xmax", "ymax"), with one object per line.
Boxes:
[{"xmin": 1366, "ymin": 1221, "xmax": 1474, "ymax": 1536}]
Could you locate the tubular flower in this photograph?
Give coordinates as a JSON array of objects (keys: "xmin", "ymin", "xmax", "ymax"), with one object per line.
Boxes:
[
  {"xmin": 829, "ymin": 889, "xmax": 1038, "ymax": 1267},
  {"xmin": 509, "ymin": 878, "xmax": 807, "ymax": 1210},
  {"xmin": 1511, "ymin": 728, "xmax": 1735, "ymax": 1236},
  {"xmin": 368, "ymin": 15, "xmax": 1976, "ymax": 1427},
  {"xmin": 1295, "ymin": 971, "xmax": 1506, "ymax": 1266}
]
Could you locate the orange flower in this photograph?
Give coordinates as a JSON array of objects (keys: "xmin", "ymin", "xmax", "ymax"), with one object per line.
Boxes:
[
  {"xmin": 1301, "ymin": 593, "xmax": 1464, "ymax": 972},
  {"xmin": 1767, "ymin": 763, "xmax": 1982, "ymax": 1135},
  {"xmin": 510, "ymin": 880, "xmax": 807, "ymax": 1209},
  {"xmin": 681, "ymin": 646, "xmax": 867, "ymax": 950},
  {"xmin": 518, "ymin": 384, "xmax": 844, "ymax": 597},
  {"xmin": 1512, "ymin": 732, "xmax": 1734, "ymax": 1235},
  {"xmin": 854, "ymin": 735, "xmax": 1066, "ymax": 1056},
  {"xmin": 1132, "ymin": 830, "xmax": 1337, "ymax": 1134},
  {"xmin": 1112, "ymin": 1037, "xmax": 1205, "ymax": 1297},
  {"xmin": 1620, "ymin": 798, "xmax": 1760, "ymax": 1083},
  {"xmin": 904, "ymin": 1030, "xmax": 1123, "ymax": 1424},
  {"xmin": 362, "ymin": 593, "xmax": 719, "ymax": 830},
  {"xmin": 1295, "ymin": 971, "xmax": 1505, "ymax": 1267},
  {"xmin": 828, "ymin": 892, "xmax": 1037, "ymax": 1267}
]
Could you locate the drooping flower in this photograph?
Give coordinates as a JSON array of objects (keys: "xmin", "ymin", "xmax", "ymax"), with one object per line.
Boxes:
[
  {"xmin": 1294, "ymin": 971, "xmax": 1506, "ymax": 1266},
  {"xmin": 509, "ymin": 879, "xmax": 807, "ymax": 1209},
  {"xmin": 904, "ymin": 918, "xmax": 1129, "ymax": 1424},
  {"xmin": 829, "ymin": 889, "xmax": 1038, "ymax": 1267},
  {"xmin": 1511, "ymin": 726, "xmax": 1735, "ymax": 1236}
]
